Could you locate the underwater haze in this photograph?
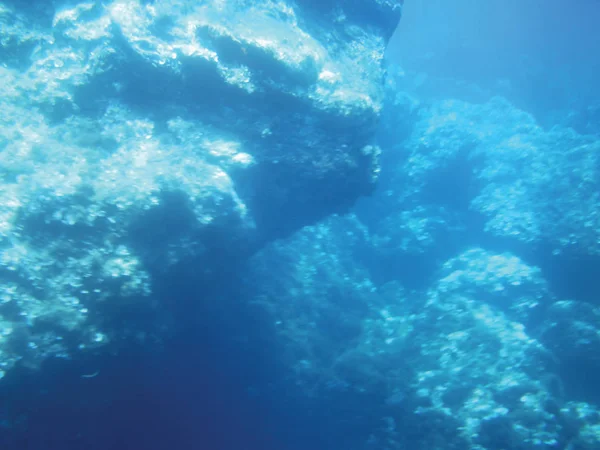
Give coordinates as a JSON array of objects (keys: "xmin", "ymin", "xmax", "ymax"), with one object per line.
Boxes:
[
  {"xmin": 388, "ymin": 0, "xmax": 600, "ymax": 128},
  {"xmin": 1, "ymin": 0, "xmax": 600, "ymax": 449}
]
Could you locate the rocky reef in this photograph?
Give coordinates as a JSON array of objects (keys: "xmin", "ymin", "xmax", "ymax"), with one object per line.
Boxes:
[
  {"xmin": 2, "ymin": 2, "xmax": 600, "ymax": 450},
  {"xmin": 0, "ymin": 0, "xmax": 401, "ymax": 379}
]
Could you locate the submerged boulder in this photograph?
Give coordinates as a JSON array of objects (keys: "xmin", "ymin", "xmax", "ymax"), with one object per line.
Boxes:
[{"xmin": 0, "ymin": 0, "xmax": 402, "ymax": 378}]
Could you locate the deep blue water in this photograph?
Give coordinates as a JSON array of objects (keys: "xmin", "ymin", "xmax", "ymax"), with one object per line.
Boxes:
[{"xmin": 387, "ymin": 0, "xmax": 600, "ymax": 128}]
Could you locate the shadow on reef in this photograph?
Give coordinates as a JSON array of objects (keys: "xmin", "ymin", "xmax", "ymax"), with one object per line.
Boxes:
[
  {"xmin": 0, "ymin": 275, "xmax": 287, "ymax": 449},
  {"xmin": 0, "ymin": 261, "xmax": 380, "ymax": 450},
  {"xmin": 0, "ymin": 262, "xmax": 284, "ymax": 449}
]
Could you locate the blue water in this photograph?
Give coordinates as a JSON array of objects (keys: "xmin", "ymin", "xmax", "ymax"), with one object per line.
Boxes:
[{"xmin": 1, "ymin": 1, "xmax": 600, "ymax": 449}]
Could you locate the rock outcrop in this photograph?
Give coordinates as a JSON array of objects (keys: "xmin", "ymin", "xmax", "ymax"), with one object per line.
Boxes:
[{"xmin": 0, "ymin": 0, "xmax": 402, "ymax": 378}]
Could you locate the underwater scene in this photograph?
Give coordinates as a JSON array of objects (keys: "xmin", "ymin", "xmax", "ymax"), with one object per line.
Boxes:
[{"xmin": 0, "ymin": 0, "xmax": 599, "ymax": 449}]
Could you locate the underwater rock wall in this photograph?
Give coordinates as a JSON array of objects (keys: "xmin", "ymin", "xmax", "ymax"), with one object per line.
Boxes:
[
  {"xmin": 367, "ymin": 82, "xmax": 600, "ymax": 283},
  {"xmin": 248, "ymin": 214, "xmax": 600, "ymax": 450},
  {"xmin": 0, "ymin": 0, "xmax": 401, "ymax": 378},
  {"xmin": 2, "ymin": 2, "xmax": 600, "ymax": 450},
  {"xmin": 240, "ymin": 67, "xmax": 600, "ymax": 449}
]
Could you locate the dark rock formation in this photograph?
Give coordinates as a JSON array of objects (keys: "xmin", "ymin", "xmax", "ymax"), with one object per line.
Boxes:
[{"xmin": 0, "ymin": 0, "xmax": 402, "ymax": 378}]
